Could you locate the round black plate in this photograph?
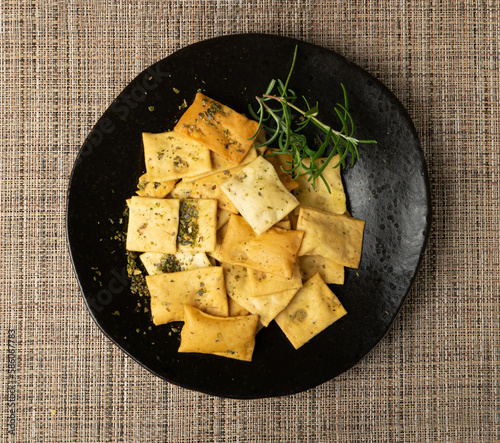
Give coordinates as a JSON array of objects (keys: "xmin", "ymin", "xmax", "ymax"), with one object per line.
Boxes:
[{"xmin": 66, "ymin": 34, "xmax": 430, "ymax": 399}]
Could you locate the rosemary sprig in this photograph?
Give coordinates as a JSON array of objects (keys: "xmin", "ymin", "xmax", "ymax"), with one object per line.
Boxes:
[{"xmin": 249, "ymin": 46, "xmax": 376, "ymax": 192}]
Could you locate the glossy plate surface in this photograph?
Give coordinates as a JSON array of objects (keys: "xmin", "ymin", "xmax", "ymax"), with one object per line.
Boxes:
[{"xmin": 67, "ymin": 34, "xmax": 430, "ymax": 398}]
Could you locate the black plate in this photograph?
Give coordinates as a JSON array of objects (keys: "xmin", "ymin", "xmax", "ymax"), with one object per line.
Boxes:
[{"xmin": 66, "ymin": 34, "xmax": 430, "ymax": 399}]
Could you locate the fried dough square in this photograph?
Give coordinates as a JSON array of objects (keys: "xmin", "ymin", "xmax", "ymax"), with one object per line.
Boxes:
[
  {"xmin": 265, "ymin": 151, "xmax": 299, "ymax": 192},
  {"xmin": 126, "ymin": 196, "xmax": 179, "ymax": 253},
  {"xmin": 167, "ymin": 179, "xmax": 194, "ymax": 199},
  {"xmin": 248, "ymin": 263, "xmax": 303, "ymax": 297},
  {"xmin": 190, "ymin": 167, "xmax": 244, "ymax": 213},
  {"xmin": 174, "ymin": 93, "xmax": 259, "ymax": 164},
  {"xmin": 143, "ymin": 131, "xmax": 212, "ymax": 181},
  {"xmin": 220, "ymin": 156, "xmax": 300, "ymax": 235},
  {"xmin": 228, "ymin": 298, "xmax": 252, "ymax": 317},
  {"xmin": 146, "ymin": 267, "xmax": 228, "ymax": 325},
  {"xmin": 222, "ymin": 264, "xmax": 298, "ymax": 327},
  {"xmin": 178, "ymin": 305, "xmax": 259, "ymax": 361},
  {"xmin": 275, "ymin": 273, "xmax": 347, "ymax": 349},
  {"xmin": 219, "ymin": 214, "xmax": 304, "ymax": 278},
  {"xmin": 183, "ymin": 147, "xmax": 258, "ymax": 182},
  {"xmin": 135, "ymin": 173, "xmax": 177, "ymax": 198},
  {"xmin": 297, "ymin": 207, "xmax": 365, "ymax": 268},
  {"xmin": 298, "ymin": 255, "xmax": 344, "ymax": 284},
  {"xmin": 216, "ymin": 208, "xmax": 232, "ymax": 230},
  {"xmin": 293, "ymin": 156, "xmax": 347, "ymax": 215}
]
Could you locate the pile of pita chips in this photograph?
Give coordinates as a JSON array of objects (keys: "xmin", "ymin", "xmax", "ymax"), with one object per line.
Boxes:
[{"xmin": 124, "ymin": 94, "xmax": 366, "ymax": 362}]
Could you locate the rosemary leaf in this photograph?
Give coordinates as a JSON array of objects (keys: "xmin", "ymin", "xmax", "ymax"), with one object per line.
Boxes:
[{"xmin": 249, "ymin": 45, "xmax": 376, "ymax": 192}]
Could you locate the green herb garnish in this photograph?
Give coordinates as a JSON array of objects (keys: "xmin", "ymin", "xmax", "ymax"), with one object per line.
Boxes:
[
  {"xmin": 156, "ymin": 254, "xmax": 183, "ymax": 273},
  {"xmin": 126, "ymin": 251, "xmax": 150, "ymax": 298},
  {"xmin": 177, "ymin": 199, "xmax": 200, "ymax": 247},
  {"xmin": 249, "ymin": 46, "xmax": 376, "ymax": 192}
]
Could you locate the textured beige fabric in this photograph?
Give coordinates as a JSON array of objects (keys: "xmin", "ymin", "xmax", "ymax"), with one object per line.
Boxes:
[{"xmin": 1, "ymin": 1, "xmax": 499, "ymax": 441}]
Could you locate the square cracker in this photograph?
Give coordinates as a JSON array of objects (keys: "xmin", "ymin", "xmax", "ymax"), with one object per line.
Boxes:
[
  {"xmin": 178, "ymin": 305, "xmax": 259, "ymax": 362},
  {"xmin": 222, "ymin": 264, "xmax": 299, "ymax": 327},
  {"xmin": 167, "ymin": 179, "xmax": 194, "ymax": 199},
  {"xmin": 206, "ymin": 223, "xmax": 228, "ymax": 263},
  {"xmin": 265, "ymin": 150, "xmax": 299, "ymax": 192},
  {"xmin": 146, "ymin": 266, "xmax": 228, "ymax": 325},
  {"xmin": 216, "ymin": 208, "xmax": 232, "ymax": 230},
  {"xmin": 275, "ymin": 273, "xmax": 347, "ymax": 349},
  {"xmin": 219, "ymin": 214, "xmax": 304, "ymax": 278},
  {"xmin": 126, "ymin": 196, "xmax": 179, "ymax": 253},
  {"xmin": 293, "ymin": 156, "xmax": 347, "ymax": 215},
  {"xmin": 183, "ymin": 147, "xmax": 258, "ymax": 183},
  {"xmin": 136, "ymin": 173, "xmax": 177, "ymax": 198},
  {"xmin": 298, "ymin": 255, "xmax": 344, "ymax": 284},
  {"xmin": 190, "ymin": 167, "xmax": 244, "ymax": 213},
  {"xmin": 143, "ymin": 131, "xmax": 212, "ymax": 181},
  {"xmin": 177, "ymin": 199, "xmax": 217, "ymax": 252},
  {"xmin": 297, "ymin": 207, "xmax": 365, "ymax": 268},
  {"xmin": 140, "ymin": 251, "xmax": 212, "ymax": 275},
  {"xmin": 248, "ymin": 263, "xmax": 303, "ymax": 297},
  {"xmin": 228, "ymin": 298, "xmax": 251, "ymax": 317},
  {"xmin": 174, "ymin": 93, "xmax": 259, "ymax": 164},
  {"xmin": 220, "ymin": 156, "xmax": 300, "ymax": 235}
]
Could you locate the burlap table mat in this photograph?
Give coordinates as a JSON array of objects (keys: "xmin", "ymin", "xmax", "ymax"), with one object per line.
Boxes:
[{"xmin": 1, "ymin": 1, "xmax": 498, "ymax": 441}]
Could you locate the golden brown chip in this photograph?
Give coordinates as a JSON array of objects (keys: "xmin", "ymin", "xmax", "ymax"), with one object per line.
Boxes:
[
  {"xmin": 190, "ymin": 168, "xmax": 244, "ymax": 213},
  {"xmin": 136, "ymin": 173, "xmax": 177, "ymax": 198},
  {"xmin": 247, "ymin": 263, "xmax": 303, "ymax": 297},
  {"xmin": 274, "ymin": 220, "xmax": 292, "ymax": 230},
  {"xmin": 125, "ymin": 196, "xmax": 179, "ymax": 253},
  {"xmin": 222, "ymin": 264, "xmax": 299, "ymax": 327},
  {"xmin": 297, "ymin": 207, "xmax": 365, "ymax": 268},
  {"xmin": 167, "ymin": 179, "xmax": 194, "ymax": 199},
  {"xmin": 206, "ymin": 223, "xmax": 228, "ymax": 262},
  {"xmin": 219, "ymin": 156, "xmax": 300, "ymax": 235},
  {"xmin": 178, "ymin": 305, "xmax": 259, "ymax": 361},
  {"xmin": 228, "ymin": 298, "xmax": 251, "ymax": 317},
  {"xmin": 216, "ymin": 208, "xmax": 232, "ymax": 230},
  {"xmin": 293, "ymin": 156, "xmax": 346, "ymax": 214},
  {"xmin": 219, "ymin": 214, "xmax": 304, "ymax": 278},
  {"xmin": 174, "ymin": 93, "xmax": 259, "ymax": 164},
  {"xmin": 143, "ymin": 131, "xmax": 212, "ymax": 181},
  {"xmin": 265, "ymin": 150, "xmax": 299, "ymax": 192},
  {"xmin": 183, "ymin": 148, "xmax": 258, "ymax": 183},
  {"xmin": 298, "ymin": 255, "xmax": 344, "ymax": 284},
  {"xmin": 275, "ymin": 273, "xmax": 347, "ymax": 349},
  {"xmin": 146, "ymin": 267, "xmax": 228, "ymax": 325}
]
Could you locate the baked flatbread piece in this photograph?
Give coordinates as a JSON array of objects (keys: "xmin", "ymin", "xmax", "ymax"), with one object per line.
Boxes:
[
  {"xmin": 146, "ymin": 267, "xmax": 228, "ymax": 325},
  {"xmin": 174, "ymin": 93, "xmax": 259, "ymax": 164},
  {"xmin": 220, "ymin": 156, "xmax": 300, "ymax": 235},
  {"xmin": 275, "ymin": 273, "xmax": 347, "ymax": 349},
  {"xmin": 298, "ymin": 255, "xmax": 344, "ymax": 284},
  {"xmin": 297, "ymin": 207, "xmax": 365, "ymax": 268},
  {"xmin": 293, "ymin": 156, "xmax": 347, "ymax": 215},
  {"xmin": 135, "ymin": 173, "xmax": 177, "ymax": 198},
  {"xmin": 143, "ymin": 131, "xmax": 212, "ymax": 181},
  {"xmin": 222, "ymin": 264, "xmax": 299, "ymax": 327},
  {"xmin": 178, "ymin": 305, "xmax": 259, "ymax": 361},
  {"xmin": 219, "ymin": 214, "xmax": 304, "ymax": 278},
  {"xmin": 190, "ymin": 168, "xmax": 243, "ymax": 213},
  {"xmin": 183, "ymin": 147, "xmax": 258, "ymax": 182},
  {"xmin": 126, "ymin": 196, "xmax": 179, "ymax": 253}
]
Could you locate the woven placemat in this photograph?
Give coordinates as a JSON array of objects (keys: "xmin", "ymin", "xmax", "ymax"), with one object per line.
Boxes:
[{"xmin": 1, "ymin": 1, "xmax": 498, "ymax": 441}]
